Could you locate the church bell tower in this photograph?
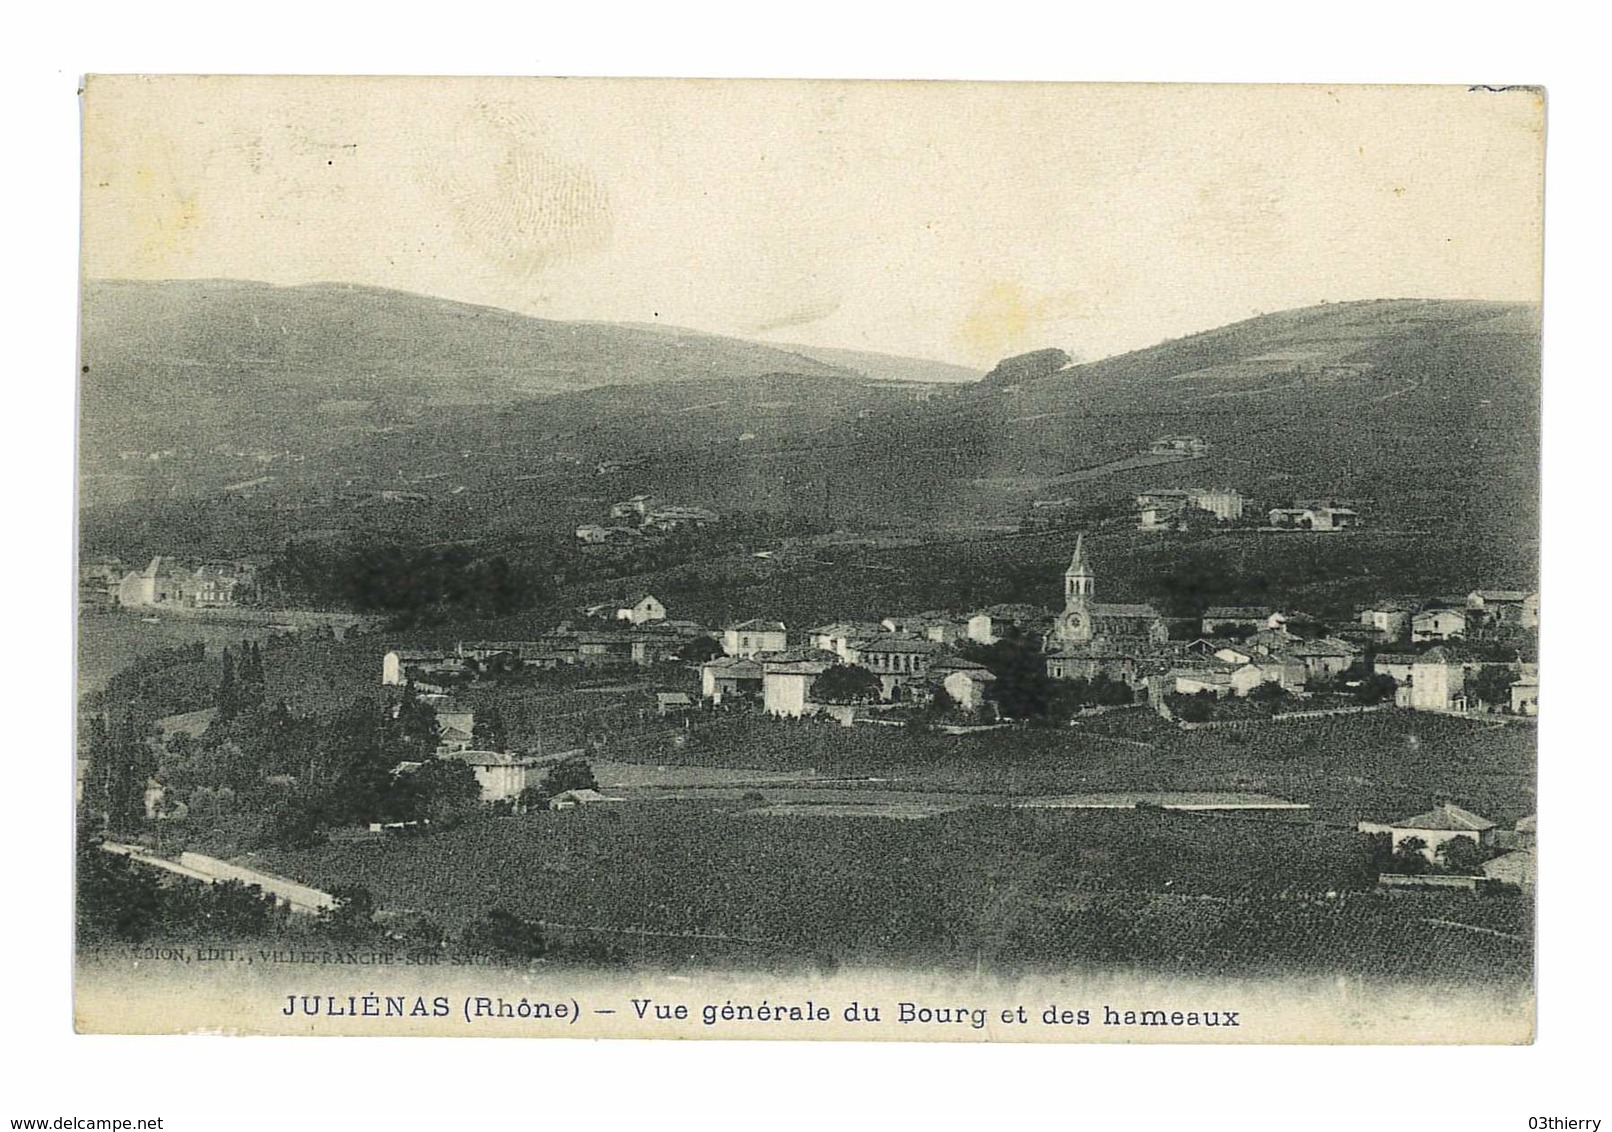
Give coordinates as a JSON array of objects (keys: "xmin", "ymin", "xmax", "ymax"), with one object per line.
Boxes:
[
  {"xmin": 1055, "ymin": 534, "xmax": 1096, "ymax": 645},
  {"xmin": 1064, "ymin": 533, "xmax": 1094, "ymax": 606}
]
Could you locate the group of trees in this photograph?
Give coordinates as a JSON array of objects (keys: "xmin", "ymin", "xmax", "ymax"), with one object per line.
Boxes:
[
  {"xmin": 516, "ymin": 756, "xmax": 599, "ymax": 811},
  {"xmin": 261, "ymin": 538, "xmax": 551, "ymax": 624},
  {"xmin": 1364, "ymin": 831, "xmax": 1498, "ymax": 878},
  {"xmin": 259, "ymin": 690, "xmax": 482, "ymax": 847},
  {"xmin": 81, "ymin": 710, "xmax": 159, "ymax": 833},
  {"xmin": 951, "ymin": 636, "xmax": 1132, "ymax": 722},
  {"xmin": 76, "ymin": 833, "xmax": 289, "ymax": 943}
]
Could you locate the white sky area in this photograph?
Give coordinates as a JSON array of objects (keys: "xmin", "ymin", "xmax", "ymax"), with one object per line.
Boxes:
[{"xmin": 83, "ymin": 78, "xmax": 1544, "ymax": 368}]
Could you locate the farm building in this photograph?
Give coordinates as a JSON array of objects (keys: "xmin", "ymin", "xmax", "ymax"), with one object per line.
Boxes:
[
  {"xmin": 700, "ymin": 655, "xmax": 765, "ymax": 702},
  {"xmin": 1358, "ymin": 802, "xmax": 1499, "ymax": 862}
]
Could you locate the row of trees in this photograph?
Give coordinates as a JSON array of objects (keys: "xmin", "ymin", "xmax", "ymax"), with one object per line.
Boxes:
[{"xmin": 1364, "ymin": 831, "xmax": 1498, "ymax": 877}]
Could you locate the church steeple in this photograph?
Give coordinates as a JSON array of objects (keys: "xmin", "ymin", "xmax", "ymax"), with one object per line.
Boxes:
[{"xmin": 1064, "ymin": 533, "xmax": 1094, "ymax": 606}]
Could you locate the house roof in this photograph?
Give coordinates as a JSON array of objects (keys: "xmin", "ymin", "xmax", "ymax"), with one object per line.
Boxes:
[
  {"xmin": 850, "ymin": 637, "xmax": 950, "ymax": 656},
  {"xmin": 729, "ymin": 618, "xmax": 787, "ymax": 633},
  {"xmin": 1375, "ymin": 653, "xmax": 1419, "ymax": 666},
  {"xmin": 702, "ymin": 655, "xmax": 766, "ymax": 677},
  {"xmin": 1287, "ymin": 637, "xmax": 1360, "ymax": 657},
  {"xmin": 931, "ymin": 656, "xmax": 991, "ymax": 672},
  {"xmin": 1171, "ymin": 668, "xmax": 1234, "ymax": 685},
  {"xmin": 656, "ymin": 692, "xmax": 693, "ymax": 706},
  {"xmin": 974, "ymin": 603, "xmax": 1050, "ymax": 621},
  {"xmin": 1470, "ymin": 589, "xmax": 1529, "ymax": 602},
  {"xmin": 1414, "ymin": 607, "xmax": 1467, "ymax": 622},
  {"xmin": 551, "ymin": 788, "xmax": 618, "ymax": 803},
  {"xmin": 389, "ymin": 649, "xmax": 456, "ymax": 662},
  {"xmin": 1392, "ymin": 802, "xmax": 1496, "ymax": 833},
  {"xmin": 1047, "ymin": 644, "xmax": 1140, "ymax": 661},
  {"xmin": 810, "ymin": 621, "xmax": 888, "ymax": 638},
  {"xmin": 1093, "ymin": 603, "xmax": 1163, "ymax": 619},
  {"xmin": 1416, "ymin": 645, "xmax": 1472, "ymax": 666},
  {"xmin": 445, "ymin": 749, "xmax": 526, "ymax": 767},
  {"xmin": 762, "ymin": 659, "xmax": 835, "ymax": 675},
  {"xmin": 1202, "ymin": 606, "xmax": 1274, "ymax": 619}
]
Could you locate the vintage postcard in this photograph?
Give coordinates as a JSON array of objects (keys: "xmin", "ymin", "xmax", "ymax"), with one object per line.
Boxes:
[{"xmin": 75, "ymin": 76, "xmax": 1542, "ymax": 1042}]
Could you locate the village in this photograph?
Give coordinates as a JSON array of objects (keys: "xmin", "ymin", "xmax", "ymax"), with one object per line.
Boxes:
[
  {"xmin": 360, "ymin": 521, "xmax": 1538, "ymax": 892},
  {"xmin": 76, "ymin": 457, "xmax": 1540, "ymax": 973}
]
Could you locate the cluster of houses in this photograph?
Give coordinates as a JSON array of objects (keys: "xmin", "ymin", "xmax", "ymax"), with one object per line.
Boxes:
[
  {"xmin": 80, "ymin": 555, "xmax": 259, "ymax": 610},
  {"xmin": 1137, "ymin": 486, "xmax": 1247, "ymax": 530},
  {"xmin": 694, "ymin": 535, "xmax": 1540, "ymax": 721},
  {"xmin": 1134, "ymin": 487, "xmax": 1364, "ymax": 533},
  {"xmin": 379, "ymin": 692, "xmax": 621, "ymax": 809},
  {"xmin": 379, "ymin": 533, "xmax": 1540, "ymax": 730},
  {"xmin": 575, "ymin": 494, "xmax": 720, "ymax": 545}
]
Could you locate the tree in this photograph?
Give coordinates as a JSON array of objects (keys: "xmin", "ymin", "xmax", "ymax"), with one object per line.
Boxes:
[
  {"xmin": 216, "ymin": 648, "xmax": 240, "ymax": 722},
  {"xmin": 812, "ymin": 664, "xmax": 883, "ymax": 705},
  {"xmin": 1353, "ymin": 672, "xmax": 1398, "ymax": 705},
  {"xmin": 1436, "ymin": 835, "xmax": 1488, "ymax": 875},
  {"xmin": 318, "ymin": 885, "xmax": 379, "ymax": 943},
  {"xmin": 1471, "ymin": 665, "xmax": 1516, "ymax": 709},
  {"xmin": 981, "ymin": 347, "xmax": 1071, "ymax": 385},
  {"xmin": 544, "ymin": 757, "xmax": 599, "ymax": 795},
  {"xmin": 1174, "ymin": 694, "xmax": 1215, "ymax": 724},
  {"xmin": 1389, "ymin": 836, "xmax": 1431, "ymax": 875},
  {"xmin": 462, "ymin": 908, "xmax": 546, "ymax": 960},
  {"xmin": 1246, "ymin": 680, "xmax": 1290, "ymax": 706},
  {"xmin": 472, "ymin": 704, "xmax": 507, "ymax": 752},
  {"xmin": 408, "ymin": 757, "xmax": 484, "ymax": 825},
  {"xmin": 958, "ymin": 638, "xmax": 1053, "ymax": 719},
  {"xmin": 678, "ymin": 636, "xmax": 726, "ymax": 666},
  {"xmin": 76, "ymin": 834, "xmax": 164, "ymax": 942}
]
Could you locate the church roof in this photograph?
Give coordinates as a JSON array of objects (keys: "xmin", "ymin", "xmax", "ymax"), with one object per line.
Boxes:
[
  {"xmin": 1092, "ymin": 602, "xmax": 1162, "ymax": 619},
  {"xmin": 1066, "ymin": 534, "xmax": 1091, "ymax": 576}
]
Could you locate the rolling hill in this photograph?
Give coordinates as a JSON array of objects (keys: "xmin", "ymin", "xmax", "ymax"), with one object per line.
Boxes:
[{"xmin": 79, "ymin": 285, "xmax": 1540, "ymax": 617}]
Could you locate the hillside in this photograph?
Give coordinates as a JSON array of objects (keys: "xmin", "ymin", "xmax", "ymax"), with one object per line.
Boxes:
[
  {"xmin": 79, "ymin": 293, "xmax": 1540, "ymax": 615},
  {"xmin": 78, "ymin": 280, "xmax": 857, "ymax": 481}
]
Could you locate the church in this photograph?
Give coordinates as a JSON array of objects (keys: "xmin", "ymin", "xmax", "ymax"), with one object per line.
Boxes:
[{"xmin": 1044, "ymin": 534, "xmax": 1169, "ymax": 681}]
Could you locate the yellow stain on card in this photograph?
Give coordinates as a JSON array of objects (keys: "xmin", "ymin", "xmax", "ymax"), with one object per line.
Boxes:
[{"xmin": 960, "ymin": 283, "xmax": 1038, "ymax": 363}]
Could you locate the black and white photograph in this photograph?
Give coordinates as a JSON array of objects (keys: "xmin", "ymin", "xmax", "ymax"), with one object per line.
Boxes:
[{"xmin": 68, "ymin": 76, "xmax": 1546, "ymax": 1046}]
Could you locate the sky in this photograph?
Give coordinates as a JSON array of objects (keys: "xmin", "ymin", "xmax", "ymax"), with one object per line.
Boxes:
[{"xmin": 81, "ymin": 77, "xmax": 1544, "ymax": 368}]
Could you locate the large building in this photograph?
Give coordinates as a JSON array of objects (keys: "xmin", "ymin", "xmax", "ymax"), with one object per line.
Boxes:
[{"xmin": 1046, "ymin": 535, "xmax": 1169, "ymax": 652}]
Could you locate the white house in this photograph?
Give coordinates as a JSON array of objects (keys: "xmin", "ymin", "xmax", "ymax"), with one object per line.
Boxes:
[
  {"xmin": 616, "ymin": 593, "xmax": 667, "ymax": 625},
  {"xmin": 1358, "ymin": 802, "xmax": 1498, "ymax": 862},
  {"xmin": 1404, "ymin": 646, "xmax": 1472, "ymax": 711},
  {"xmin": 1411, "ymin": 608, "xmax": 1468, "ymax": 642},
  {"xmin": 760, "ymin": 656, "xmax": 834, "ymax": 717},
  {"xmin": 440, "ymin": 750, "xmax": 534, "ymax": 803},
  {"xmin": 809, "ymin": 622, "xmax": 888, "ymax": 659},
  {"xmin": 723, "ymin": 619, "xmax": 788, "ymax": 658},
  {"xmin": 1357, "ymin": 604, "xmax": 1412, "ymax": 639},
  {"xmin": 1510, "ymin": 676, "xmax": 1539, "ymax": 716}
]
